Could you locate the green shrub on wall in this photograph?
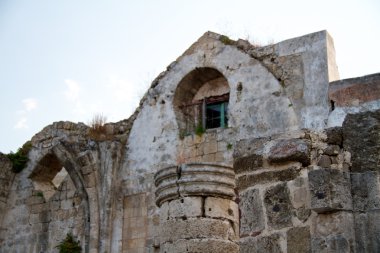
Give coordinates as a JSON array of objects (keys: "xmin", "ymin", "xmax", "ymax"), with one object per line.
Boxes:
[
  {"xmin": 6, "ymin": 141, "xmax": 32, "ymax": 173},
  {"xmin": 56, "ymin": 233, "xmax": 82, "ymax": 253}
]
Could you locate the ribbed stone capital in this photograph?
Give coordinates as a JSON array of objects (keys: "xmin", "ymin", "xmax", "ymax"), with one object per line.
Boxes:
[{"xmin": 154, "ymin": 163, "xmax": 235, "ymax": 206}]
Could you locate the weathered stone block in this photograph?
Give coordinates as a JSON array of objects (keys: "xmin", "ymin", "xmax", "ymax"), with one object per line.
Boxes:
[
  {"xmin": 30, "ymin": 203, "xmax": 48, "ymax": 214},
  {"xmin": 233, "ymin": 137, "xmax": 269, "ymax": 159},
  {"xmin": 267, "ymin": 139, "xmax": 311, "ymax": 166},
  {"xmin": 289, "ymin": 177, "xmax": 308, "ymax": 208},
  {"xmin": 234, "ymin": 153, "xmax": 264, "ymax": 174},
  {"xmin": 311, "ymin": 235, "xmax": 351, "ymax": 253},
  {"xmin": 159, "ymin": 202, "xmax": 169, "ymax": 223},
  {"xmin": 240, "ymin": 234, "xmax": 282, "ymax": 253},
  {"xmin": 215, "ymin": 151, "xmax": 225, "ymax": 162},
  {"xmin": 264, "ymin": 182, "xmax": 293, "ymax": 229},
  {"xmin": 203, "ymin": 140, "xmax": 218, "ymax": 154},
  {"xmin": 308, "ymin": 168, "xmax": 352, "ymax": 213},
  {"xmin": 205, "ymin": 197, "xmax": 238, "ymax": 222},
  {"xmin": 239, "ymin": 188, "xmax": 265, "ymax": 236},
  {"xmin": 26, "ymin": 196, "xmax": 45, "ymax": 205},
  {"xmin": 288, "ymin": 177, "xmax": 311, "ymax": 222},
  {"xmin": 351, "ymin": 171, "xmax": 380, "ymax": 211},
  {"xmin": 323, "ymin": 145, "xmax": 340, "ymax": 156},
  {"xmin": 354, "ymin": 211, "xmax": 380, "ymax": 253},
  {"xmin": 186, "ymin": 239, "xmax": 239, "ymax": 253},
  {"xmin": 168, "ymin": 197, "xmax": 202, "ymax": 218},
  {"xmin": 343, "ymin": 109, "xmax": 380, "ymax": 172},
  {"xmin": 317, "ymin": 155, "xmax": 332, "ymax": 168},
  {"xmin": 160, "ymin": 218, "xmax": 232, "ymax": 243},
  {"xmin": 287, "ymin": 226, "xmax": 311, "ymax": 253},
  {"xmin": 161, "ymin": 239, "xmax": 239, "ymax": 253},
  {"xmin": 325, "ymin": 127, "xmax": 343, "ymax": 146},
  {"xmin": 312, "ymin": 211, "xmax": 355, "ymax": 252},
  {"xmin": 237, "ymin": 166, "xmax": 301, "ymax": 191}
]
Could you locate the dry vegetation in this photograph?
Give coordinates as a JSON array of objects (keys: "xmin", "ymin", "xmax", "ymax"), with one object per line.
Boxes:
[{"xmin": 88, "ymin": 113, "xmax": 107, "ymax": 140}]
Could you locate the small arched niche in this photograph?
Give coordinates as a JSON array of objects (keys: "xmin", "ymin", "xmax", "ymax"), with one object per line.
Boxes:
[
  {"xmin": 173, "ymin": 67, "xmax": 230, "ymax": 135},
  {"xmin": 29, "ymin": 153, "xmax": 68, "ymax": 200}
]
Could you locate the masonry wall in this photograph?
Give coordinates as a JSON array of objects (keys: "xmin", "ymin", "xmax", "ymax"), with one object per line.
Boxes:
[{"xmin": 0, "ymin": 30, "xmax": 379, "ymax": 253}]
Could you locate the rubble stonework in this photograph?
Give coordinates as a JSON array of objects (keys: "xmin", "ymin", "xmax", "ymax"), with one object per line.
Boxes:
[{"xmin": 0, "ymin": 30, "xmax": 380, "ymax": 253}]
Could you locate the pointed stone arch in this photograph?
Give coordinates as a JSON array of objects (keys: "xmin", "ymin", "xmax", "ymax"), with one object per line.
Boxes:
[{"xmin": 29, "ymin": 143, "xmax": 91, "ymax": 253}]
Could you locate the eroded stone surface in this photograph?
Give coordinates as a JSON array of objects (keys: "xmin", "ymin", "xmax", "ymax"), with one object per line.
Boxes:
[
  {"xmin": 264, "ymin": 183, "xmax": 293, "ymax": 229},
  {"xmin": 311, "ymin": 211, "xmax": 355, "ymax": 252},
  {"xmin": 160, "ymin": 218, "xmax": 233, "ymax": 243},
  {"xmin": 240, "ymin": 234, "xmax": 282, "ymax": 253},
  {"xmin": 267, "ymin": 139, "xmax": 311, "ymax": 166},
  {"xmin": 354, "ymin": 211, "xmax": 380, "ymax": 253},
  {"xmin": 325, "ymin": 127, "xmax": 343, "ymax": 146},
  {"xmin": 237, "ymin": 167, "xmax": 301, "ymax": 191},
  {"xmin": 239, "ymin": 188, "xmax": 265, "ymax": 236},
  {"xmin": 351, "ymin": 171, "xmax": 380, "ymax": 211},
  {"xmin": 343, "ymin": 109, "xmax": 380, "ymax": 172},
  {"xmin": 287, "ymin": 226, "xmax": 311, "ymax": 253},
  {"xmin": 308, "ymin": 168, "xmax": 352, "ymax": 213}
]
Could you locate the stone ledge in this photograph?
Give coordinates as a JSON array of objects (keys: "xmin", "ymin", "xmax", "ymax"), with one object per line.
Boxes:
[{"xmin": 236, "ymin": 166, "xmax": 301, "ymax": 191}]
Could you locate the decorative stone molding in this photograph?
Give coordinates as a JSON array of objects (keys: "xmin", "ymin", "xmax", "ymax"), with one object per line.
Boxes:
[{"xmin": 154, "ymin": 163, "xmax": 235, "ymax": 207}]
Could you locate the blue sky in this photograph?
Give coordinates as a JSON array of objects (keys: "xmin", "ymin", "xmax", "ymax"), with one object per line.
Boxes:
[{"xmin": 0, "ymin": 0, "xmax": 379, "ymax": 153}]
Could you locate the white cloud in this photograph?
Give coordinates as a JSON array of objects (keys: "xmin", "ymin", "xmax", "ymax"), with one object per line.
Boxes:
[
  {"xmin": 14, "ymin": 117, "xmax": 28, "ymax": 129},
  {"xmin": 22, "ymin": 98, "xmax": 38, "ymax": 111},
  {"xmin": 14, "ymin": 98, "xmax": 37, "ymax": 130},
  {"xmin": 64, "ymin": 79, "xmax": 81, "ymax": 101}
]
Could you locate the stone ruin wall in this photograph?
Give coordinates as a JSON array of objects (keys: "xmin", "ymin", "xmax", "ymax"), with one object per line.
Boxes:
[{"xmin": 0, "ymin": 30, "xmax": 379, "ymax": 253}]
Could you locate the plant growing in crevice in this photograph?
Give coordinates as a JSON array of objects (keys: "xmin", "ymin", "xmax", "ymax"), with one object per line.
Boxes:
[
  {"xmin": 219, "ymin": 35, "xmax": 235, "ymax": 45},
  {"xmin": 56, "ymin": 233, "xmax": 82, "ymax": 253},
  {"xmin": 227, "ymin": 143, "xmax": 233, "ymax": 150},
  {"xmin": 195, "ymin": 124, "xmax": 205, "ymax": 137},
  {"xmin": 88, "ymin": 113, "xmax": 107, "ymax": 140},
  {"xmin": 7, "ymin": 141, "xmax": 32, "ymax": 173},
  {"xmin": 36, "ymin": 191, "xmax": 44, "ymax": 198}
]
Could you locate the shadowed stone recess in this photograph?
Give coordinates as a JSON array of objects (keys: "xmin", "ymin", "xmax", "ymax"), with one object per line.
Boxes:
[{"xmin": 325, "ymin": 127, "xmax": 343, "ymax": 146}]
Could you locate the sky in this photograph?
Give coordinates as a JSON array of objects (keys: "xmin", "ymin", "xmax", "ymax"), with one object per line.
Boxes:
[{"xmin": 0, "ymin": 0, "xmax": 379, "ymax": 153}]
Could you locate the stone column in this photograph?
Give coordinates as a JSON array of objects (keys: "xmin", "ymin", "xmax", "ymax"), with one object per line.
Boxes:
[{"xmin": 154, "ymin": 163, "xmax": 239, "ymax": 253}]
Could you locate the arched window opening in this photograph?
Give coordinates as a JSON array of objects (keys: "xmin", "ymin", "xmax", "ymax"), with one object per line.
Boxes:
[
  {"xmin": 174, "ymin": 68, "xmax": 230, "ymax": 135},
  {"xmin": 30, "ymin": 153, "xmax": 68, "ymax": 200}
]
